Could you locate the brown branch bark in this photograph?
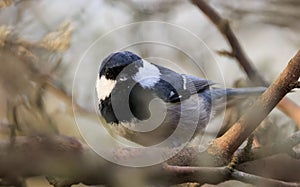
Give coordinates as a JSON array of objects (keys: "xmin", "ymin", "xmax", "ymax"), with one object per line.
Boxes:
[
  {"xmin": 191, "ymin": 0, "xmax": 300, "ymax": 129},
  {"xmin": 230, "ymin": 169, "xmax": 300, "ymax": 187},
  {"xmin": 207, "ymin": 51, "xmax": 300, "ymax": 163},
  {"xmin": 165, "ymin": 165, "xmax": 300, "ymax": 187},
  {"xmin": 290, "ymin": 81, "xmax": 300, "ymax": 89}
]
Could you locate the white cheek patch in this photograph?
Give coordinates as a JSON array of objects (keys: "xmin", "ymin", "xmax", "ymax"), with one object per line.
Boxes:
[
  {"xmin": 133, "ymin": 60, "xmax": 161, "ymax": 88},
  {"xmin": 96, "ymin": 76, "xmax": 117, "ymax": 101}
]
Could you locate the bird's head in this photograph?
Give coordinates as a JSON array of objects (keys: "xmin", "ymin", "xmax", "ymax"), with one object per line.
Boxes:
[
  {"xmin": 99, "ymin": 51, "xmax": 143, "ymax": 80},
  {"xmin": 97, "ymin": 51, "xmax": 161, "ymax": 102},
  {"xmin": 97, "ymin": 51, "xmax": 143, "ymax": 101}
]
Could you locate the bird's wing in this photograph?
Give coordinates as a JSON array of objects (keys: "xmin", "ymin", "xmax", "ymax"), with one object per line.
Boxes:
[
  {"xmin": 150, "ymin": 65, "xmax": 213, "ymax": 103},
  {"xmin": 182, "ymin": 74, "xmax": 214, "ymax": 94}
]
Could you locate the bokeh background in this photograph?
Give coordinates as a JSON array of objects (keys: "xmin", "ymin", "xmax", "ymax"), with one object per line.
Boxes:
[{"xmin": 0, "ymin": 0, "xmax": 300, "ymax": 186}]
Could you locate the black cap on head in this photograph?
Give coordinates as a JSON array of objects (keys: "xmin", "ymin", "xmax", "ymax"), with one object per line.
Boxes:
[{"xmin": 99, "ymin": 51, "xmax": 142, "ymax": 80}]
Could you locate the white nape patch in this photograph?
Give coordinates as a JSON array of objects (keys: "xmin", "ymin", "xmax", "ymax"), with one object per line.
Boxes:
[
  {"xmin": 96, "ymin": 76, "xmax": 117, "ymax": 101},
  {"xmin": 182, "ymin": 75, "xmax": 187, "ymax": 90},
  {"xmin": 133, "ymin": 60, "xmax": 161, "ymax": 88}
]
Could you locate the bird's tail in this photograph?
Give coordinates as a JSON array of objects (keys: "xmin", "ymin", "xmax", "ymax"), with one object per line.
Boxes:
[
  {"xmin": 223, "ymin": 87, "xmax": 266, "ymax": 98},
  {"xmin": 203, "ymin": 87, "xmax": 266, "ymax": 101}
]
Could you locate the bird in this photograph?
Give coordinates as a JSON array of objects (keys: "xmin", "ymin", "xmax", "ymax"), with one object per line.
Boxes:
[{"xmin": 96, "ymin": 51, "xmax": 266, "ymax": 147}]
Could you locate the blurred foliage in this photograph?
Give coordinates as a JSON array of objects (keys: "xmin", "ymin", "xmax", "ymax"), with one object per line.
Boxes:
[
  {"xmin": 0, "ymin": 0, "xmax": 12, "ymax": 8},
  {"xmin": 0, "ymin": 0, "xmax": 299, "ymax": 187},
  {"xmin": 213, "ymin": 0, "xmax": 300, "ymax": 30}
]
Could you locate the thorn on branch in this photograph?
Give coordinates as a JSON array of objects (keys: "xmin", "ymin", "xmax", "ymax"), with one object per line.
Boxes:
[{"xmin": 216, "ymin": 50, "xmax": 235, "ymax": 58}]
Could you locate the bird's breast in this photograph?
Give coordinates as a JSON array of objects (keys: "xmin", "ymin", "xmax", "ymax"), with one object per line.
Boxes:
[{"xmin": 105, "ymin": 94, "xmax": 211, "ymax": 146}]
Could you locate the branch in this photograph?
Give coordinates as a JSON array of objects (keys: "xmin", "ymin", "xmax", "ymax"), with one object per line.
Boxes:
[
  {"xmin": 231, "ymin": 169, "xmax": 300, "ymax": 187},
  {"xmin": 164, "ymin": 165, "xmax": 300, "ymax": 187},
  {"xmin": 237, "ymin": 131, "xmax": 300, "ymax": 163},
  {"xmin": 207, "ymin": 51, "xmax": 300, "ymax": 163},
  {"xmin": 191, "ymin": 0, "xmax": 300, "ymax": 129},
  {"xmin": 1, "ymin": 135, "xmax": 299, "ymax": 186},
  {"xmin": 191, "ymin": 0, "xmax": 265, "ymax": 85}
]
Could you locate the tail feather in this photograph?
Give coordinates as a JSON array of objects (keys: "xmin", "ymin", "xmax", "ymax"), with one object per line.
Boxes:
[
  {"xmin": 201, "ymin": 87, "xmax": 266, "ymax": 101},
  {"xmin": 224, "ymin": 87, "xmax": 267, "ymax": 97}
]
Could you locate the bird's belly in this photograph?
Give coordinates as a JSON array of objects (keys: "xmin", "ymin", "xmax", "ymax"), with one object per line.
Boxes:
[{"xmin": 107, "ymin": 94, "xmax": 211, "ymax": 146}]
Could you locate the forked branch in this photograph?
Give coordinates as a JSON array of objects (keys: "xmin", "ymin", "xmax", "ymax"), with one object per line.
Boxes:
[
  {"xmin": 191, "ymin": 0, "xmax": 300, "ymax": 129},
  {"xmin": 208, "ymin": 50, "xmax": 300, "ymax": 162}
]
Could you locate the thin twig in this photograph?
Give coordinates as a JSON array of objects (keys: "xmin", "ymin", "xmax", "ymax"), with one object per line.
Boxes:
[
  {"xmin": 191, "ymin": 0, "xmax": 300, "ymax": 129},
  {"xmin": 164, "ymin": 165, "xmax": 300, "ymax": 187},
  {"xmin": 216, "ymin": 49, "xmax": 235, "ymax": 58},
  {"xmin": 231, "ymin": 169, "xmax": 300, "ymax": 187},
  {"xmin": 191, "ymin": 0, "xmax": 266, "ymax": 85}
]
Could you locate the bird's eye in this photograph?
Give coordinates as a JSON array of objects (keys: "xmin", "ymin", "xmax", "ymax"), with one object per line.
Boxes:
[{"xmin": 105, "ymin": 69, "xmax": 110, "ymax": 77}]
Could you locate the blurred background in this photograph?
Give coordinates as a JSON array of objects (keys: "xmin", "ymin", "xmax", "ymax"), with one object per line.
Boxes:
[{"xmin": 0, "ymin": 0, "xmax": 300, "ymax": 186}]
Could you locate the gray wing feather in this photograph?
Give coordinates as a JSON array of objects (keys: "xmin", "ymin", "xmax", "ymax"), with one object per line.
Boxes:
[
  {"xmin": 151, "ymin": 65, "xmax": 212, "ymax": 102},
  {"xmin": 182, "ymin": 74, "xmax": 214, "ymax": 94}
]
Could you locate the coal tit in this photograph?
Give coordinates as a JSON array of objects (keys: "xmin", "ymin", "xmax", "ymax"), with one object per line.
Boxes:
[{"xmin": 96, "ymin": 51, "xmax": 266, "ymax": 146}]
